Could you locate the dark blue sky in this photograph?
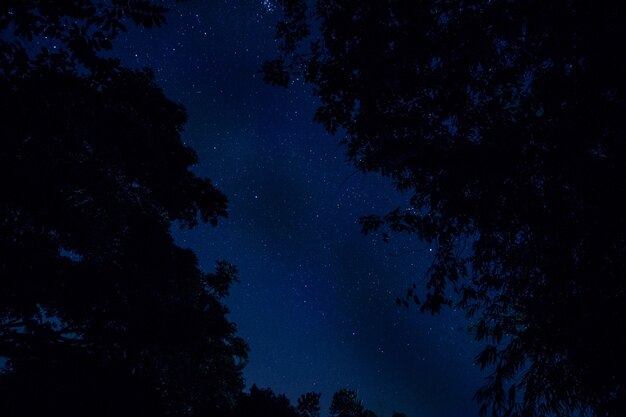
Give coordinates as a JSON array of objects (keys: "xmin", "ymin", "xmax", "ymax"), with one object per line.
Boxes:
[{"xmin": 119, "ymin": 1, "xmax": 484, "ymax": 416}]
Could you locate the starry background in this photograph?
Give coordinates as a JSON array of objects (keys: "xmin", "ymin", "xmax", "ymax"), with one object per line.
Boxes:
[{"xmin": 117, "ymin": 1, "xmax": 484, "ymax": 416}]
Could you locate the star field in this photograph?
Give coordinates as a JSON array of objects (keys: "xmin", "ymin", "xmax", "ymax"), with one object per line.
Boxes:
[{"xmin": 117, "ymin": 2, "xmax": 484, "ymax": 416}]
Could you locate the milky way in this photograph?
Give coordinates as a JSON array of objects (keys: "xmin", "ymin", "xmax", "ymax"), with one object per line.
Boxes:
[{"xmin": 117, "ymin": 2, "xmax": 484, "ymax": 416}]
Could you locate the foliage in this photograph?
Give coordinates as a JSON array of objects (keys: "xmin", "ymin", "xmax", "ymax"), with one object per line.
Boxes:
[
  {"xmin": 265, "ymin": 1, "xmax": 626, "ymax": 416},
  {"xmin": 231, "ymin": 387, "xmax": 382, "ymax": 417},
  {"xmin": 329, "ymin": 389, "xmax": 366, "ymax": 417},
  {"xmin": 0, "ymin": 0, "xmax": 170, "ymax": 78},
  {"xmin": 231, "ymin": 385, "xmax": 299, "ymax": 417},
  {"xmin": 297, "ymin": 392, "xmax": 322, "ymax": 417},
  {"xmin": 0, "ymin": 1, "xmax": 247, "ymax": 415}
]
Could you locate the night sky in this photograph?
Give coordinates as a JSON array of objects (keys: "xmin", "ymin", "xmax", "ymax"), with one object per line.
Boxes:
[{"xmin": 117, "ymin": 2, "xmax": 484, "ymax": 416}]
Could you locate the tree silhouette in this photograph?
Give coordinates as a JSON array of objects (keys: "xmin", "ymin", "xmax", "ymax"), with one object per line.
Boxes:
[
  {"xmin": 329, "ymin": 389, "xmax": 366, "ymax": 417},
  {"xmin": 297, "ymin": 392, "xmax": 322, "ymax": 417},
  {"xmin": 0, "ymin": 1, "xmax": 246, "ymax": 415},
  {"xmin": 231, "ymin": 385, "xmax": 299, "ymax": 417},
  {"xmin": 265, "ymin": 1, "xmax": 626, "ymax": 416}
]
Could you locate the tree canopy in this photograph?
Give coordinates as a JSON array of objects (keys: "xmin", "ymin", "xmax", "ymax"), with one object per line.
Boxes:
[
  {"xmin": 329, "ymin": 389, "xmax": 366, "ymax": 417},
  {"xmin": 230, "ymin": 387, "xmax": 383, "ymax": 417},
  {"xmin": 265, "ymin": 1, "xmax": 626, "ymax": 416},
  {"xmin": 0, "ymin": 1, "xmax": 246, "ymax": 415},
  {"xmin": 231, "ymin": 385, "xmax": 299, "ymax": 417},
  {"xmin": 297, "ymin": 391, "xmax": 322, "ymax": 417}
]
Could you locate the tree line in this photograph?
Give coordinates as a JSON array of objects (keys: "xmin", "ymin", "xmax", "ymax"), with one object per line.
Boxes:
[{"xmin": 231, "ymin": 386, "xmax": 405, "ymax": 417}]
